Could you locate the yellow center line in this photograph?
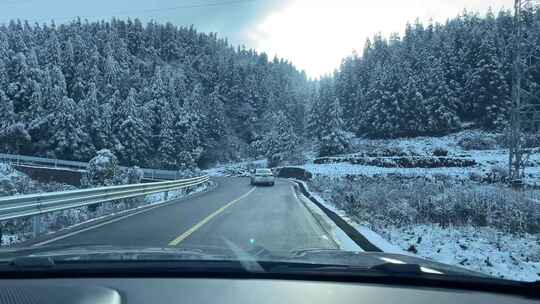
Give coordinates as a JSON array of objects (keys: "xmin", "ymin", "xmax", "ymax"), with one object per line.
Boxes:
[{"xmin": 168, "ymin": 187, "xmax": 257, "ymax": 246}]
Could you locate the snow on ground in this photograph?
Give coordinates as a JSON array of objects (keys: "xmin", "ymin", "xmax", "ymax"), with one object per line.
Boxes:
[
  {"xmin": 293, "ymin": 183, "xmax": 361, "ymax": 251},
  {"xmin": 1, "ymin": 234, "xmax": 20, "ymax": 246},
  {"xmin": 205, "ymin": 159, "xmax": 267, "ymax": 177},
  {"xmin": 0, "ymin": 162, "xmax": 28, "ymax": 181},
  {"xmin": 296, "ymin": 180, "xmax": 407, "ymax": 255},
  {"xmin": 347, "ymin": 130, "xmax": 495, "ymax": 156},
  {"xmin": 385, "ymin": 225, "xmax": 540, "ymax": 282},
  {"xmin": 302, "ymin": 130, "xmax": 540, "ymax": 184},
  {"xmin": 302, "ymin": 163, "xmax": 479, "ymax": 179},
  {"xmin": 295, "ymin": 131, "xmax": 540, "ymax": 282},
  {"xmin": 306, "ymin": 182, "xmax": 540, "ymax": 281}
]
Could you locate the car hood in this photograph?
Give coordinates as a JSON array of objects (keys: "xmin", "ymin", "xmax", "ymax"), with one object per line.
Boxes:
[
  {"xmin": 288, "ymin": 248, "xmax": 489, "ymax": 278},
  {"xmin": 0, "ymin": 244, "xmax": 487, "ymax": 278}
]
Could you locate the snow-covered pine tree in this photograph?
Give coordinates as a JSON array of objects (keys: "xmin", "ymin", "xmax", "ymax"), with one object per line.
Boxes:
[
  {"xmin": 157, "ymin": 103, "xmax": 178, "ymax": 169},
  {"xmin": 99, "ymin": 102, "xmax": 116, "ymax": 151},
  {"xmin": 175, "ymin": 84, "xmax": 206, "ymax": 166},
  {"xmin": 400, "ymin": 70, "xmax": 428, "ymax": 135},
  {"xmin": 0, "ymin": 90, "xmax": 22, "ymax": 152},
  {"xmin": 177, "ymin": 150, "xmax": 196, "ymax": 172},
  {"xmin": 114, "ymin": 88, "xmax": 149, "ymax": 166},
  {"xmin": 465, "ymin": 36, "xmax": 510, "ymax": 130},
  {"xmin": 0, "ymin": 90, "xmax": 15, "ymax": 129},
  {"xmin": 79, "ymin": 83, "xmax": 106, "ymax": 149},
  {"xmin": 144, "ymin": 67, "xmax": 168, "ymax": 158},
  {"xmin": 318, "ymin": 98, "xmax": 351, "ymax": 157},
  {"xmin": 265, "ymin": 111, "xmax": 298, "ymax": 167},
  {"xmin": 204, "ymin": 87, "xmax": 227, "ymax": 141},
  {"xmin": 50, "ymin": 96, "xmax": 94, "ymax": 160},
  {"xmin": 422, "ymin": 57, "xmax": 461, "ymax": 134},
  {"xmin": 307, "ymin": 77, "xmax": 334, "ymax": 141},
  {"xmin": 364, "ymin": 62, "xmax": 404, "ymax": 137},
  {"xmin": 306, "ymin": 92, "xmax": 322, "ymax": 140},
  {"xmin": 44, "ymin": 31, "xmax": 62, "ymax": 67},
  {"xmin": 335, "ymin": 55, "xmax": 359, "ymax": 132}
]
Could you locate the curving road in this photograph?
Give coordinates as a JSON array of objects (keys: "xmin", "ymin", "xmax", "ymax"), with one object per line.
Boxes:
[{"xmin": 40, "ymin": 178, "xmax": 338, "ymax": 253}]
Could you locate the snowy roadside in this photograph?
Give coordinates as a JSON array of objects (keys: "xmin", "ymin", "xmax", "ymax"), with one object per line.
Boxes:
[
  {"xmin": 385, "ymin": 224, "xmax": 540, "ymax": 282},
  {"xmin": 24, "ymin": 180, "xmax": 215, "ymax": 247},
  {"xmin": 302, "ymin": 130, "xmax": 540, "ymax": 186},
  {"xmin": 304, "ymin": 178, "xmax": 540, "ymax": 282},
  {"xmin": 294, "ymin": 179, "xmax": 406, "ymax": 254},
  {"xmin": 0, "ymin": 162, "xmax": 215, "ymax": 247},
  {"xmin": 291, "ymin": 181, "xmax": 361, "ymax": 251}
]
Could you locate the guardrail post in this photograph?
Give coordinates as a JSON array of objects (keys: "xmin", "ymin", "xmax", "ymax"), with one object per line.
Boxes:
[
  {"xmin": 32, "ymin": 215, "xmax": 40, "ymax": 238},
  {"xmin": 164, "ymin": 191, "xmax": 169, "ymax": 201},
  {"xmin": 54, "ymin": 159, "xmax": 58, "ymax": 168},
  {"xmin": 152, "ymin": 170, "xmax": 155, "ymax": 180}
]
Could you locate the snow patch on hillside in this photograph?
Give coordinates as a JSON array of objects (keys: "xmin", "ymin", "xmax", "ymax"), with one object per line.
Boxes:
[{"xmin": 302, "ymin": 163, "xmax": 477, "ymax": 178}]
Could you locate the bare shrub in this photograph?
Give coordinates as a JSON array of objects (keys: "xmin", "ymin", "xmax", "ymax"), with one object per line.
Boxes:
[
  {"xmin": 486, "ymin": 165, "xmax": 508, "ymax": 183},
  {"xmin": 310, "ymin": 176, "xmax": 540, "ymax": 234}
]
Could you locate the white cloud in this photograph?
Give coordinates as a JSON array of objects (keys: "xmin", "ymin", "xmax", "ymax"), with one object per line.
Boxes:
[{"xmin": 247, "ymin": 0, "xmax": 510, "ymax": 77}]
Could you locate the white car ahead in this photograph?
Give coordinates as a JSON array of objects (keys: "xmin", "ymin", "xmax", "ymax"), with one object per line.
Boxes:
[{"xmin": 250, "ymin": 168, "xmax": 275, "ymax": 186}]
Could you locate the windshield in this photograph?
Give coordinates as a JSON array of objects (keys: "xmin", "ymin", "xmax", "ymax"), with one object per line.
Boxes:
[{"xmin": 0, "ymin": 0, "xmax": 538, "ymax": 286}]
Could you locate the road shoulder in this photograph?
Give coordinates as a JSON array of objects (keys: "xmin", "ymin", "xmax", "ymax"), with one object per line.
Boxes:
[{"xmin": 291, "ymin": 183, "xmax": 361, "ymax": 251}]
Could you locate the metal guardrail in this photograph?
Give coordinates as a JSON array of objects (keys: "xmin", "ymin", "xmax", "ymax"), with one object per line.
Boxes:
[
  {"xmin": 0, "ymin": 175, "xmax": 209, "ymax": 221},
  {"xmin": 0, "ymin": 153, "xmax": 183, "ymax": 180}
]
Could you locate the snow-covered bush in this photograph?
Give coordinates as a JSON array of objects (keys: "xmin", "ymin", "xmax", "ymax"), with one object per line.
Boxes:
[
  {"xmin": 468, "ymin": 171, "xmax": 483, "ymax": 182},
  {"xmin": 0, "ymin": 122, "xmax": 31, "ymax": 153},
  {"xmin": 177, "ymin": 151, "xmax": 197, "ymax": 171},
  {"xmin": 124, "ymin": 166, "xmax": 144, "ymax": 184},
  {"xmin": 314, "ymin": 155, "xmax": 476, "ymax": 168},
  {"xmin": 497, "ymin": 132, "xmax": 540, "ymax": 149},
  {"xmin": 432, "ymin": 147, "xmax": 449, "ymax": 157},
  {"xmin": 0, "ymin": 177, "xmax": 16, "ymax": 197},
  {"xmin": 319, "ymin": 130, "xmax": 352, "ymax": 157},
  {"xmin": 0, "ymin": 163, "xmax": 80, "ymax": 245},
  {"xmin": 0, "ymin": 163, "xmax": 76, "ymax": 196},
  {"xmin": 81, "ymin": 149, "xmax": 122, "ymax": 187},
  {"xmin": 522, "ymin": 133, "xmax": 540, "ymax": 148},
  {"xmin": 487, "ymin": 165, "xmax": 508, "ymax": 183},
  {"xmin": 310, "ymin": 176, "xmax": 540, "ymax": 234},
  {"xmin": 457, "ymin": 132, "xmax": 497, "ymax": 150}
]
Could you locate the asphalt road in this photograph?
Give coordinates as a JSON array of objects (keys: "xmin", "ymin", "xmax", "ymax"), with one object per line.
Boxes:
[{"xmin": 46, "ymin": 177, "xmax": 338, "ymax": 253}]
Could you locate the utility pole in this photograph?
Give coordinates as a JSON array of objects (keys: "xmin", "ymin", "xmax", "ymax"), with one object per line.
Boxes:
[
  {"xmin": 509, "ymin": 0, "xmax": 540, "ymax": 187},
  {"xmin": 509, "ymin": 0, "xmax": 524, "ymax": 186}
]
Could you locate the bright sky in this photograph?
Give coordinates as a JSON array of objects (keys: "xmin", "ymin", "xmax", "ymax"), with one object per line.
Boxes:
[{"xmin": 0, "ymin": 0, "xmax": 510, "ymax": 77}]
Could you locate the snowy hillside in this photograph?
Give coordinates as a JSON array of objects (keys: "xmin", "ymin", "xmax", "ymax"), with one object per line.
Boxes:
[
  {"xmin": 302, "ymin": 130, "xmax": 540, "ymax": 185},
  {"xmin": 298, "ymin": 131, "xmax": 540, "ymax": 282}
]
